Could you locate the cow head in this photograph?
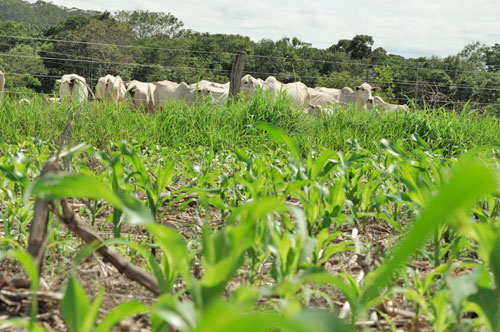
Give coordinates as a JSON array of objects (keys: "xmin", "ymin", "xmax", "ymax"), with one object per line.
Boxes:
[
  {"xmin": 355, "ymin": 82, "xmax": 380, "ymax": 104},
  {"xmin": 240, "ymin": 74, "xmax": 262, "ymax": 98},
  {"xmin": 59, "ymin": 74, "xmax": 88, "ymax": 102}
]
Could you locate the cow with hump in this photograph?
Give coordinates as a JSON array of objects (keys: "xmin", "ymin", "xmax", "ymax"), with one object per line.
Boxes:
[
  {"xmin": 96, "ymin": 75, "xmax": 126, "ymax": 103},
  {"xmin": 369, "ymin": 96, "xmax": 409, "ymax": 112},
  {"xmin": 59, "ymin": 74, "xmax": 89, "ymax": 103},
  {"xmin": 338, "ymin": 82, "xmax": 379, "ymax": 109},
  {"xmin": 125, "ymin": 80, "xmax": 156, "ymax": 111},
  {"xmin": 240, "ymin": 74, "xmax": 311, "ymax": 108}
]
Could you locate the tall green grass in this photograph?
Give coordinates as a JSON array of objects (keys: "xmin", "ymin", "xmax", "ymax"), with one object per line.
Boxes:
[{"xmin": 0, "ymin": 94, "xmax": 499, "ymax": 155}]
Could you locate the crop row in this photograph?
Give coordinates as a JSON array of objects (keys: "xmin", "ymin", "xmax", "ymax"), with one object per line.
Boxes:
[{"xmin": 1, "ymin": 124, "xmax": 500, "ymax": 331}]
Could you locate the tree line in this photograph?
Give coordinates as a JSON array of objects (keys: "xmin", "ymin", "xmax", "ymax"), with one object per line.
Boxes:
[{"xmin": 0, "ymin": 0, "xmax": 499, "ymax": 113}]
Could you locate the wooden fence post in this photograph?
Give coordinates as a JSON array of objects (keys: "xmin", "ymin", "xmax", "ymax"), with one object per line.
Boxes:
[
  {"xmin": 414, "ymin": 61, "xmax": 420, "ymax": 102},
  {"xmin": 228, "ymin": 51, "xmax": 247, "ymax": 102}
]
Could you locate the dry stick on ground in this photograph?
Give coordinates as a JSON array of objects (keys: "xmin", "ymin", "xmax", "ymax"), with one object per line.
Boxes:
[
  {"xmin": 28, "ymin": 157, "xmax": 160, "ymax": 296},
  {"xmin": 52, "ymin": 197, "xmax": 160, "ymax": 296},
  {"xmin": 28, "ymin": 108, "xmax": 75, "ymax": 277}
]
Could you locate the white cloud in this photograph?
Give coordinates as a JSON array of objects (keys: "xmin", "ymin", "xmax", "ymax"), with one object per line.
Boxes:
[{"xmin": 27, "ymin": 0, "xmax": 500, "ymax": 58}]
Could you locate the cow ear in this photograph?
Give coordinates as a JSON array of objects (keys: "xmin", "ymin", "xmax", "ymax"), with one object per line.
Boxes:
[
  {"xmin": 355, "ymin": 86, "xmax": 360, "ymax": 90},
  {"xmin": 372, "ymin": 87, "xmax": 381, "ymax": 91}
]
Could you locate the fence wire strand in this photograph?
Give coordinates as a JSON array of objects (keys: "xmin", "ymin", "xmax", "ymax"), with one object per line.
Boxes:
[{"xmin": 1, "ymin": 34, "xmax": 499, "ymax": 107}]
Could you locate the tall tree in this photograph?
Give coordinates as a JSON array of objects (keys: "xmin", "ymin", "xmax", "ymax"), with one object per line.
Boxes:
[
  {"xmin": 485, "ymin": 44, "xmax": 500, "ymax": 72},
  {"xmin": 347, "ymin": 35, "xmax": 374, "ymax": 60},
  {"xmin": 114, "ymin": 10, "xmax": 185, "ymax": 39}
]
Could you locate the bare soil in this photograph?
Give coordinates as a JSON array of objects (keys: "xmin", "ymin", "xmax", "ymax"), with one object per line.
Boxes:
[{"xmin": 1, "ymin": 195, "xmax": 439, "ymax": 332}]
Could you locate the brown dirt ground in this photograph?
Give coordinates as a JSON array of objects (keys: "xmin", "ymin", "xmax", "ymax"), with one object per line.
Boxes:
[{"xmin": 1, "ymin": 194, "xmax": 445, "ymax": 331}]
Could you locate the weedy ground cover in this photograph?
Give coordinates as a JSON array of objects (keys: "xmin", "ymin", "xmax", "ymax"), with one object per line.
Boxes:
[
  {"xmin": 1, "ymin": 98, "xmax": 500, "ymax": 331},
  {"xmin": 0, "ymin": 93, "xmax": 499, "ymax": 154}
]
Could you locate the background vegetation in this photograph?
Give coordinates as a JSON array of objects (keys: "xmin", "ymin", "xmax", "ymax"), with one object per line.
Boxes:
[{"xmin": 0, "ymin": 0, "xmax": 499, "ymax": 113}]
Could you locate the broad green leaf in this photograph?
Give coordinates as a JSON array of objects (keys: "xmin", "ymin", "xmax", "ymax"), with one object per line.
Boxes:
[
  {"xmin": 229, "ymin": 196, "xmax": 287, "ymax": 225},
  {"xmin": 447, "ymin": 268, "xmax": 481, "ymax": 317},
  {"xmin": 300, "ymin": 271, "xmax": 357, "ymax": 312},
  {"xmin": 146, "ymin": 223, "xmax": 191, "ymax": 286},
  {"xmin": 156, "ymin": 160, "xmax": 175, "ymax": 197},
  {"xmin": 27, "ymin": 172, "xmax": 154, "ymax": 224},
  {"xmin": 0, "ymin": 164, "xmax": 30, "ymax": 188},
  {"xmin": 151, "ymin": 293, "xmax": 196, "ymax": 332},
  {"xmin": 469, "ymin": 239, "xmax": 500, "ymax": 331},
  {"xmin": 81, "ymin": 290, "xmax": 103, "ymax": 332},
  {"xmin": 254, "ymin": 122, "xmax": 301, "ymax": 169},
  {"xmin": 381, "ymin": 139, "xmax": 406, "ymax": 157},
  {"xmin": 235, "ymin": 148, "xmax": 251, "ymax": 165},
  {"xmin": 361, "ymin": 159, "xmax": 498, "ymax": 307},
  {"xmin": 193, "ymin": 301, "xmax": 353, "ymax": 332},
  {"xmin": 61, "ymin": 274, "xmax": 90, "ymax": 332},
  {"xmin": 309, "ymin": 149, "xmax": 337, "ymax": 180},
  {"xmin": 470, "ymin": 288, "xmax": 500, "ymax": 331}
]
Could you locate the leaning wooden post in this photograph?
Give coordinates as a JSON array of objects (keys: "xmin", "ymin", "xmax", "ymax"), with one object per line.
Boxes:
[
  {"xmin": 228, "ymin": 51, "xmax": 247, "ymax": 102},
  {"xmin": 28, "ymin": 161, "xmax": 59, "ymax": 276}
]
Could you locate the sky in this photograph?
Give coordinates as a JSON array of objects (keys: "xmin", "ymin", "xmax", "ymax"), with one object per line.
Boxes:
[{"xmin": 27, "ymin": 0, "xmax": 500, "ymax": 58}]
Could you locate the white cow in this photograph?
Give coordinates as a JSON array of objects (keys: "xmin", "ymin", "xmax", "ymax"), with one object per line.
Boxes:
[
  {"xmin": 0, "ymin": 71, "xmax": 5, "ymax": 103},
  {"xmin": 96, "ymin": 75, "xmax": 126, "ymax": 103},
  {"xmin": 154, "ymin": 79, "xmax": 180, "ymax": 109},
  {"xmin": 309, "ymin": 87, "xmax": 341, "ymax": 106},
  {"xmin": 240, "ymin": 74, "xmax": 264, "ymax": 99},
  {"xmin": 59, "ymin": 74, "xmax": 89, "ymax": 103},
  {"xmin": 107, "ymin": 76, "xmax": 126, "ymax": 103},
  {"xmin": 264, "ymin": 76, "xmax": 311, "ymax": 107},
  {"xmin": 155, "ymin": 81, "xmax": 205, "ymax": 106},
  {"xmin": 338, "ymin": 82, "xmax": 380, "ymax": 109},
  {"xmin": 370, "ymin": 96, "xmax": 409, "ymax": 112},
  {"xmin": 175, "ymin": 82, "xmax": 198, "ymax": 105},
  {"xmin": 125, "ymin": 80, "xmax": 156, "ymax": 111},
  {"xmin": 171, "ymin": 80, "xmax": 229, "ymax": 106},
  {"xmin": 96, "ymin": 75, "xmax": 113, "ymax": 100},
  {"xmin": 195, "ymin": 80, "xmax": 229, "ymax": 105},
  {"xmin": 240, "ymin": 75, "xmax": 310, "ymax": 107}
]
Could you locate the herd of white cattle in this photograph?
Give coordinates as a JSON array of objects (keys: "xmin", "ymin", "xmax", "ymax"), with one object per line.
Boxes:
[{"xmin": 0, "ymin": 70, "xmax": 409, "ymax": 114}]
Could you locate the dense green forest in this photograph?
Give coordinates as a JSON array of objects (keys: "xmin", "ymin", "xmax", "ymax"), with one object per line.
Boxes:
[{"xmin": 0, "ymin": 0, "xmax": 499, "ymax": 112}]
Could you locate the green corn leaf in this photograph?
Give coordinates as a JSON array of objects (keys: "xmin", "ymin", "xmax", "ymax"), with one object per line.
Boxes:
[
  {"xmin": 61, "ymin": 274, "xmax": 90, "ymax": 332},
  {"xmin": 0, "ymin": 164, "xmax": 30, "ymax": 188},
  {"xmin": 361, "ymin": 159, "xmax": 498, "ymax": 309},
  {"xmin": 27, "ymin": 172, "xmax": 154, "ymax": 224},
  {"xmin": 254, "ymin": 122, "xmax": 302, "ymax": 169},
  {"xmin": 81, "ymin": 290, "xmax": 103, "ymax": 332},
  {"xmin": 447, "ymin": 267, "xmax": 481, "ymax": 317},
  {"xmin": 309, "ymin": 149, "xmax": 337, "ymax": 180},
  {"xmin": 146, "ymin": 223, "xmax": 191, "ymax": 287},
  {"xmin": 156, "ymin": 160, "xmax": 175, "ymax": 198},
  {"xmin": 381, "ymin": 139, "xmax": 406, "ymax": 157}
]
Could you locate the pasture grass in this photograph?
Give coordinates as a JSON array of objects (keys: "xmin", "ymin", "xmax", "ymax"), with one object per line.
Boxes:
[
  {"xmin": 2, "ymin": 102, "xmax": 500, "ymax": 330},
  {"xmin": 0, "ymin": 93, "xmax": 499, "ymax": 155}
]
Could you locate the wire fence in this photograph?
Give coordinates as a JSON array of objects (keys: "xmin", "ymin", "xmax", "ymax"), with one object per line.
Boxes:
[
  {"xmin": 1, "ymin": 33, "xmax": 499, "ymax": 108},
  {"xmin": 1, "ymin": 33, "xmax": 496, "ymax": 75}
]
